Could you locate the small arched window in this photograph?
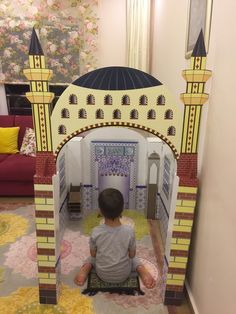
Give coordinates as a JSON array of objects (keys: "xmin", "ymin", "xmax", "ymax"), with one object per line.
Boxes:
[
  {"xmin": 157, "ymin": 95, "xmax": 165, "ymax": 105},
  {"xmin": 104, "ymin": 95, "xmax": 112, "ymax": 105},
  {"xmin": 96, "ymin": 109, "xmax": 104, "ymax": 119},
  {"xmin": 113, "ymin": 109, "xmax": 121, "ymax": 119},
  {"xmin": 78, "ymin": 109, "xmax": 87, "ymax": 119},
  {"xmin": 87, "ymin": 94, "xmax": 95, "ymax": 105},
  {"xmin": 69, "ymin": 94, "xmax": 77, "ymax": 104},
  {"xmin": 167, "ymin": 126, "xmax": 176, "ymax": 136},
  {"xmin": 122, "ymin": 95, "xmax": 130, "ymax": 105},
  {"xmin": 139, "ymin": 95, "xmax": 148, "ymax": 105},
  {"xmin": 165, "ymin": 109, "xmax": 173, "ymax": 119},
  {"xmin": 130, "ymin": 109, "xmax": 138, "ymax": 119},
  {"xmin": 61, "ymin": 108, "xmax": 69, "ymax": 118},
  {"xmin": 147, "ymin": 109, "xmax": 156, "ymax": 119},
  {"xmin": 58, "ymin": 125, "xmax": 66, "ymax": 134}
]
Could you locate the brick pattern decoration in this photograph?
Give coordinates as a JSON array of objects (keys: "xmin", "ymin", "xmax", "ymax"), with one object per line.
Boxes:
[
  {"xmin": 35, "ymin": 188, "xmax": 57, "ymax": 304},
  {"xmin": 35, "ymin": 152, "xmax": 56, "ymax": 178},
  {"xmin": 34, "ymin": 152, "xmax": 62, "ymax": 305},
  {"xmin": 177, "ymin": 153, "xmax": 198, "ymax": 186},
  {"xmin": 34, "ymin": 151, "xmax": 57, "ymax": 304},
  {"xmin": 164, "ymin": 185, "xmax": 197, "ymax": 305}
]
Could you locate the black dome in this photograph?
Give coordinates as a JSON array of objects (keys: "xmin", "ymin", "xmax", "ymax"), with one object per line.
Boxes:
[{"xmin": 72, "ymin": 66, "xmax": 162, "ymax": 90}]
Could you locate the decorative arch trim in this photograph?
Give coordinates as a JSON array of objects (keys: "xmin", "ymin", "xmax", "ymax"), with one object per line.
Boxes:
[{"xmin": 54, "ymin": 122, "xmax": 180, "ymax": 160}]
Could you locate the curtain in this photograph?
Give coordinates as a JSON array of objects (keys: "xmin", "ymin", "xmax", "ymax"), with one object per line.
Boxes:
[{"xmin": 126, "ymin": 0, "xmax": 151, "ymax": 72}]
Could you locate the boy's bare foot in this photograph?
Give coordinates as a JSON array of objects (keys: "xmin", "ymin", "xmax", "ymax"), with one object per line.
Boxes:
[
  {"xmin": 74, "ymin": 263, "xmax": 92, "ymax": 286},
  {"xmin": 137, "ymin": 265, "xmax": 156, "ymax": 289}
]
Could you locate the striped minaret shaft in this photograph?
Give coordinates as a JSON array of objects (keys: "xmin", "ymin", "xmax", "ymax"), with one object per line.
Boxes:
[
  {"xmin": 24, "ymin": 28, "xmax": 54, "ymax": 152},
  {"xmin": 180, "ymin": 30, "xmax": 212, "ymax": 154},
  {"xmin": 24, "ymin": 29, "xmax": 58, "ymax": 305}
]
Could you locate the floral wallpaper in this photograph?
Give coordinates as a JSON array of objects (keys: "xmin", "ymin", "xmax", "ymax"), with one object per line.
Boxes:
[{"xmin": 0, "ymin": 0, "xmax": 98, "ymax": 83}]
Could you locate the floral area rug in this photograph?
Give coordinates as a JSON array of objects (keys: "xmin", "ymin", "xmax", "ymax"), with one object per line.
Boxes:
[
  {"xmin": 0, "ymin": 285, "xmax": 94, "ymax": 314},
  {"xmin": 0, "ymin": 201, "xmax": 33, "ymax": 211},
  {"xmin": 0, "ymin": 213, "xmax": 28, "ymax": 246},
  {"xmin": 0, "ymin": 204, "xmax": 95, "ymax": 314},
  {"xmin": 4, "ymin": 230, "xmax": 90, "ymax": 279},
  {"xmin": 0, "ymin": 204, "xmax": 164, "ymax": 313}
]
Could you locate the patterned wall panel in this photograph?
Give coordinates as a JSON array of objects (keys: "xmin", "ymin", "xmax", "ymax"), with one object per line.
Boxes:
[
  {"xmin": 135, "ymin": 185, "xmax": 147, "ymax": 211},
  {"xmin": 91, "ymin": 141, "xmax": 138, "ymax": 209},
  {"xmin": 82, "ymin": 185, "xmax": 93, "ymax": 214},
  {"xmin": 157, "ymin": 194, "xmax": 169, "ymax": 247},
  {"xmin": 161, "ymin": 256, "xmax": 169, "ymax": 301}
]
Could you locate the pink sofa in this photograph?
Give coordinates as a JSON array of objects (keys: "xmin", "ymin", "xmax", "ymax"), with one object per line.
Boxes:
[{"xmin": 0, "ymin": 115, "xmax": 36, "ymax": 196}]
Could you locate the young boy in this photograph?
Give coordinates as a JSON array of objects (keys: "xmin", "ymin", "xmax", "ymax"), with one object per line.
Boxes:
[{"xmin": 74, "ymin": 188, "xmax": 155, "ymax": 289}]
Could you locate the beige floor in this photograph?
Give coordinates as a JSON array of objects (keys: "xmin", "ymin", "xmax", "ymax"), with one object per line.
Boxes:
[{"xmin": 0, "ymin": 196, "xmax": 194, "ymax": 314}]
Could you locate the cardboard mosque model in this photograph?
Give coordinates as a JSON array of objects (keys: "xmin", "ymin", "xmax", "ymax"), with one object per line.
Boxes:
[{"xmin": 23, "ymin": 28, "xmax": 211, "ymax": 306}]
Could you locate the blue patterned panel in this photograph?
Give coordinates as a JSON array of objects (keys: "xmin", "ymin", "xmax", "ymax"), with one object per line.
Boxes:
[
  {"xmin": 135, "ymin": 186, "xmax": 147, "ymax": 211},
  {"xmin": 82, "ymin": 185, "xmax": 93, "ymax": 214},
  {"xmin": 157, "ymin": 194, "xmax": 169, "ymax": 247},
  {"xmin": 106, "ymin": 146, "xmax": 124, "ymax": 156}
]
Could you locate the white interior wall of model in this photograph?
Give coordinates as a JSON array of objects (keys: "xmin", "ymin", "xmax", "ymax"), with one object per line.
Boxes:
[{"xmin": 67, "ymin": 137, "xmax": 83, "ymax": 187}]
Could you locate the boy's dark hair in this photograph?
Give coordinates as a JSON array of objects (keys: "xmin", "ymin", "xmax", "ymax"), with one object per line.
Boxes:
[{"xmin": 98, "ymin": 188, "xmax": 124, "ymax": 220}]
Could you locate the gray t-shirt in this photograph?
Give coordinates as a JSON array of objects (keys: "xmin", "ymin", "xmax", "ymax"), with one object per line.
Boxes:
[{"xmin": 89, "ymin": 224, "xmax": 136, "ymax": 283}]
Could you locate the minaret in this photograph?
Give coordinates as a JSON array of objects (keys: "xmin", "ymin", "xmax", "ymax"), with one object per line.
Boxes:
[
  {"xmin": 180, "ymin": 30, "xmax": 212, "ymax": 154},
  {"xmin": 24, "ymin": 29, "xmax": 58, "ymax": 305},
  {"xmin": 164, "ymin": 31, "xmax": 212, "ymax": 305},
  {"xmin": 24, "ymin": 28, "xmax": 54, "ymax": 152}
]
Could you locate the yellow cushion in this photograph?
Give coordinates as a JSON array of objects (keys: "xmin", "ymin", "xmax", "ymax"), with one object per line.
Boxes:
[{"xmin": 0, "ymin": 127, "xmax": 20, "ymax": 154}]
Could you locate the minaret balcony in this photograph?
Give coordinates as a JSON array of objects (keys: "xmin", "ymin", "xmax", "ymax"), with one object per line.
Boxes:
[
  {"xmin": 180, "ymin": 93, "xmax": 209, "ymax": 105},
  {"xmin": 26, "ymin": 91, "xmax": 54, "ymax": 104},
  {"xmin": 182, "ymin": 69, "xmax": 212, "ymax": 83},
  {"xmin": 23, "ymin": 69, "xmax": 53, "ymax": 81}
]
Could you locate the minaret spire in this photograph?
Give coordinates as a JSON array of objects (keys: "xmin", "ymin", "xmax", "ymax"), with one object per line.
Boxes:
[
  {"xmin": 29, "ymin": 28, "xmax": 44, "ymax": 55},
  {"xmin": 192, "ymin": 29, "xmax": 206, "ymax": 57}
]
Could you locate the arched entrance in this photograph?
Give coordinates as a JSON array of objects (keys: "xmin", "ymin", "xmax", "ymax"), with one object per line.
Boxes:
[{"xmin": 54, "ymin": 125, "xmax": 179, "ymax": 306}]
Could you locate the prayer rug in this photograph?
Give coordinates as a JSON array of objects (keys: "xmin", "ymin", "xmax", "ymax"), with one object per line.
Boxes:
[{"xmin": 82, "ymin": 270, "xmax": 144, "ymax": 296}]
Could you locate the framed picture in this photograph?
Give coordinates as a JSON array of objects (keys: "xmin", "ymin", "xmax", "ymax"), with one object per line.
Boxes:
[{"xmin": 185, "ymin": 0, "xmax": 213, "ymax": 58}]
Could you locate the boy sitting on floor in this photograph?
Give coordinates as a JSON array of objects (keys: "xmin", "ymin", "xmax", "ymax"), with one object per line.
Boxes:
[{"xmin": 74, "ymin": 188, "xmax": 155, "ymax": 289}]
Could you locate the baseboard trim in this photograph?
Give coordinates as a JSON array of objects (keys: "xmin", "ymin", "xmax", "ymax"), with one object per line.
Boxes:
[{"xmin": 185, "ymin": 281, "xmax": 199, "ymax": 314}]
